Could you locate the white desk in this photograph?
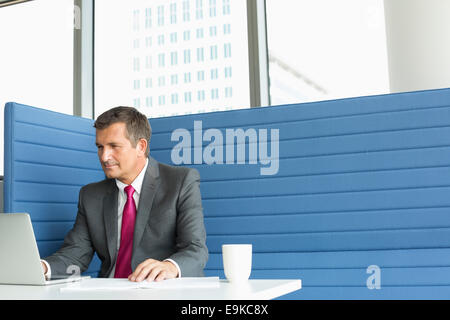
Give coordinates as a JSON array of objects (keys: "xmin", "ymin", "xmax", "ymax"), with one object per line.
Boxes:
[{"xmin": 0, "ymin": 279, "xmax": 301, "ymax": 300}]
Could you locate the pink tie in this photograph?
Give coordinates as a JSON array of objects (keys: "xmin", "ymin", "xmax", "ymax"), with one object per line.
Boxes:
[{"xmin": 114, "ymin": 185, "xmax": 136, "ymax": 278}]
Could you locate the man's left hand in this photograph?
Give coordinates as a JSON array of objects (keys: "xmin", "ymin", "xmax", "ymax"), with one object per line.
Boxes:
[{"xmin": 128, "ymin": 259, "xmax": 178, "ymax": 282}]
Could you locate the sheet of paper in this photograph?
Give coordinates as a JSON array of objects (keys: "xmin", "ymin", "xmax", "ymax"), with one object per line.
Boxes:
[
  {"xmin": 60, "ymin": 278, "xmax": 139, "ymax": 292},
  {"xmin": 60, "ymin": 277, "xmax": 220, "ymax": 292},
  {"xmin": 137, "ymin": 277, "xmax": 220, "ymax": 289}
]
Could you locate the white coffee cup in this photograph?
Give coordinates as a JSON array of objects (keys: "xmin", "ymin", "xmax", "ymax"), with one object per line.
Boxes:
[{"xmin": 222, "ymin": 244, "xmax": 252, "ymax": 283}]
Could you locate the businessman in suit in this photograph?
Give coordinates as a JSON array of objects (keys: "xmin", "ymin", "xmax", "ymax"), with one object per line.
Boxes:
[{"xmin": 41, "ymin": 106, "xmax": 208, "ymax": 281}]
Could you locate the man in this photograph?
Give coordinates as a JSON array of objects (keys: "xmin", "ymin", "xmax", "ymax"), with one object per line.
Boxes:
[{"xmin": 41, "ymin": 106, "xmax": 208, "ymax": 281}]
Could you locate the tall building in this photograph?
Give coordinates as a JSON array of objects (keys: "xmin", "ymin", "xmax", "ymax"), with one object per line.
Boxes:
[{"xmin": 130, "ymin": 0, "xmax": 251, "ymax": 118}]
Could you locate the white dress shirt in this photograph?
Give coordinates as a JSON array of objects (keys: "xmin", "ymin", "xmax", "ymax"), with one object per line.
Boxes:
[{"xmin": 43, "ymin": 158, "xmax": 181, "ymax": 279}]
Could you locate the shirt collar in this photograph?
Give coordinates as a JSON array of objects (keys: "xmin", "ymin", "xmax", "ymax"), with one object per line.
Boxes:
[{"xmin": 115, "ymin": 158, "xmax": 149, "ymax": 195}]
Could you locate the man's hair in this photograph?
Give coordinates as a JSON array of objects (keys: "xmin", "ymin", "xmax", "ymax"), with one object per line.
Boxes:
[{"xmin": 94, "ymin": 106, "xmax": 151, "ymax": 156}]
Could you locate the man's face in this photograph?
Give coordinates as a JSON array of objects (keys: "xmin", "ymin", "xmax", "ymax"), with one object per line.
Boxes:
[{"xmin": 95, "ymin": 122, "xmax": 146, "ymax": 184}]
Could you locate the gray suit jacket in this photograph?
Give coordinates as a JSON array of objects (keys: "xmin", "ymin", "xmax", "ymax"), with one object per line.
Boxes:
[{"xmin": 45, "ymin": 156, "xmax": 208, "ymax": 277}]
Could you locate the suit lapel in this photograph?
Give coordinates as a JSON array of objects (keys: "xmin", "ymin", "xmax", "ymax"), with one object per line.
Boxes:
[
  {"xmin": 102, "ymin": 180, "xmax": 119, "ymax": 266},
  {"xmin": 133, "ymin": 156, "xmax": 161, "ymax": 253}
]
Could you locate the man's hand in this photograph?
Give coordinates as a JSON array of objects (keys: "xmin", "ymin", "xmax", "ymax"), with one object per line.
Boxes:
[
  {"xmin": 128, "ymin": 259, "xmax": 178, "ymax": 282},
  {"xmin": 41, "ymin": 261, "xmax": 48, "ymax": 275}
]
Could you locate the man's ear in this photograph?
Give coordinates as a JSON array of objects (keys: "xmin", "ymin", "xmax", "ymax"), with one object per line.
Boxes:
[{"xmin": 137, "ymin": 138, "xmax": 148, "ymax": 157}]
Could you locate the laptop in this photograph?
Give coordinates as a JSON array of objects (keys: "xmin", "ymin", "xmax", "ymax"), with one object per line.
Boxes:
[{"xmin": 0, "ymin": 213, "xmax": 88, "ymax": 285}]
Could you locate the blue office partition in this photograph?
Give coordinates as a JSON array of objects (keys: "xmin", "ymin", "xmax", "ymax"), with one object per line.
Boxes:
[
  {"xmin": 148, "ymin": 88, "xmax": 450, "ymax": 299},
  {"xmin": 4, "ymin": 87, "xmax": 450, "ymax": 298},
  {"xmin": 4, "ymin": 102, "xmax": 104, "ymax": 277}
]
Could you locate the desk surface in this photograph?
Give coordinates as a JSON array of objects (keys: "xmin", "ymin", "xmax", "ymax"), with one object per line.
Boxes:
[{"xmin": 0, "ymin": 279, "xmax": 301, "ymax": 300}]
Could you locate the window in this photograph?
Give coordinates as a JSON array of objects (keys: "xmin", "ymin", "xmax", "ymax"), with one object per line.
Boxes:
[
  {"xmin": 158, "ymin": 53, "xmax": 165, "ymax": 67},
  {"xmin": 158, "ymin": 76, "xmax": 166, "ymax": 87},
  {"xmin": 210, "ymin": 68, "xmax": 218, "ymax": 80},
  {"xmin": 133, "ymin": 79, "xmax": 140, "ymax": 90},
  {"xmin": 224, "ymin": 43, "xmax": 231, "ymax": 58},
  {"xmin": 170, "ymin": 3, "xmax": 177, "ymax": 24},
  {"xmin": 223, "ymin": 23, "xmax": 231, "ymax": 34},
  {"xmin": 95, "ymin": 0, "xmax": 251, "ymax": 119},
  {"xmin": 210, "ymin": 45, "xmax": 218, "ymax": 60},
  {"xmin": 198, "ymin": 90, "xmax": 205, "ymax": 101},
  {"xmin": 171, "ymin": 74, "xmax": 178, "ymax": 85},
  {"xmin": 184, "ymin": 72, "xmax": 192, "ymax": 83},
  {"xmin": 184, "ymin": 49, "xmax": 191, "ymax": 64},
  {"xmin": 183, "ymin": 0, "xmax": 190, "ymax": 21},
  {"xmin": 196, "ymin": 0, "xmax": 203, "ymax": 20},
  {"xmin": 265, "ymin": 0, "xmax": 389, "ymax": 105},
  {"xmin": 158, "ymin": 95, "xmax": 166, "ymax": 105},
  {"xmin": 183, "ymin": 30, "xmax": 190, "ymax": 41},
  {"xmin": 145, "ymin": 8, "xmax": 152, "ymax": 28},
  {"xmin": 225, "ymin": 86, "xmax": 233, "ymax": 98},
  {"xmin": 157, "ymin": 5, "xmax": 164, "ymax": 26},
  {"xmin": 0, "ymin": 0, "xmax": 75, "ymax": 174},
  {"xmin": 145, "ymin": 36, "xmax": 152, "ymax": 47},
  {"xmin": 209, "ymin": 0, "xmax": 216, "ymax": 17},
  {"xmin": 171, "ymin": 51, "xmax": 178, "ymax": 66},
  {"xmin": 146, "ymin": 77, "xmax": 153, "ymax": 88},
  {"xmin": 146, "ymin": 96, "xmax": 153, "ymax": 107},
  {"xmin": 211, "ymin": 88, "xmax": 219, "ymax": 99},
  {"xmin": 184, "ymin": 91, "xmax": 192, "ymax": 103},
  {"xmin": 170, "ymin": 32, "xmax": 177, "ymax": 43},
  {"xmin": 145, "ymin": 55, "xmax": 152, "ymax": 69},
  {"xmin": 209, "ymin": 25, "xmax": 217, "ymax": 37},
  {"xmin": 133, "ymin": 9, "xmax": 140, "ymax": 31},
  {"xmin": 224, "ymin": 66, "xmax": 232, "ymax": 78},
  {"xmin": 158, "ymin": 34, "xmax": 165, "ymax": 45},
  {"xmin": 133, "ymin": 57, "xmax": 140, "ymax": 72},
  {"xmin": 171, "ymin": 93, "xmax": 179, "ymax": 104},
  {"xmin": 133, "ymin": 39, "xmax": 140, "ymax": 49},
  {"xmin": 197, "ymin": 47, "xmax": 204, "ymax": 62},
  {"xmin": 197, "ymin": 70, "xmax": 205, "ymax": 81},
  {"xmin": 196, "ymin": 28, "xmax": 204, "ymax": 38},
  {"xmin": 223, "ymin": 0, "xmax": 231, "ymax": 15}
]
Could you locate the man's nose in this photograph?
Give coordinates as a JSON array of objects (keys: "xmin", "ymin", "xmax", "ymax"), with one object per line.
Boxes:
[{"xmin": 99, "ymin": 147, "xmax": 111, "ymax": 162}]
